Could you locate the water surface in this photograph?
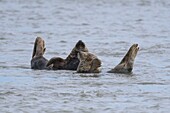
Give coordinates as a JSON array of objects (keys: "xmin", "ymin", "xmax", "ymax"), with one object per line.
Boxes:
[{"xmin": 0, "ymin": 0, "xmax": 170, "ymax": 112}]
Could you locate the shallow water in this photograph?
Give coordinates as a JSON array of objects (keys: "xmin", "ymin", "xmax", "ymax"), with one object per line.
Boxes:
[{"xmin": 0, "ymin": 0, "xmax": 170, "ymax": 112}]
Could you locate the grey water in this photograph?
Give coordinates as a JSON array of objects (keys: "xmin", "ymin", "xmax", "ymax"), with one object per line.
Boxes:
[{"xmin": 0, "ymin": 0, "xmax": 170, "ymax": 112}]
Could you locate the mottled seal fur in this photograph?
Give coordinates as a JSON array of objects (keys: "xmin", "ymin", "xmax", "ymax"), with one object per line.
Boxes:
[
  {"xmin": 108, "ymin": 44, "xmax": 139, "ymax": 73},
  {"xmin": 77, "ymin": 51, "xmax": 101, "ymax": 73},
  {"xmin": 31, "ymin": 37, "xmax": 49, "ymax": 70},
  {"xmin": 47, "ymin": 40, "xmax": 88, "ymax": 70}
]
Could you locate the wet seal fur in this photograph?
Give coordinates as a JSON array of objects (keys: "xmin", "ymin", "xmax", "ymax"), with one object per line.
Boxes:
[
  {"xmin": 46, "ymin": 57, "xmax": 65, "ymax": 70},
  {"xmin": 31, "ymin": 37, "xmax": 49, "ymax": 70},
  {"xmin": 77, "ymin": 51, "xmax": 101, "ymax": 73},
  {"xmin": 108, "ymin": 44, "xmax": 139, "ymax": 73},
  {"xmin": 47, "ymin": 40, "xmax": 88, "ymax": 70}
]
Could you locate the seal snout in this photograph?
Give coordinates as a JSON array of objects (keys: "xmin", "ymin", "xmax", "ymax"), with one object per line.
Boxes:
[
  {"xmin": 136, "ymin": 44, "xmax": 139, "ymax": 50},
  {"xmin": 134, "ymin": 44, "xmax": 139, "ymax": 50}
]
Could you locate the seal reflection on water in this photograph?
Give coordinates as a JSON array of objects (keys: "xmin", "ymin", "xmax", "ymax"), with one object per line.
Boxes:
[
  {"xmin": 31, "ymin": 37, "xmax": 49, "ymax": 70},
  {"xmin": 108, "ymin": 44, "xmax": 139, "ymax": 73},
  {"xmin": 77, "ymin": 51, "xmax": 101, "ymax": 73},
  {"xmin": 47, "ymin": 40, "xmax": 88, "ymax": 70}
]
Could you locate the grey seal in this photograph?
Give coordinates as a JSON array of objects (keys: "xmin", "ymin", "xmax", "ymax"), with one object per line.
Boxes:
[
  {"xmin": 77, "ymin": 51, "xmax": 101, "ymax": 73},
  {"xmin": 31, "ymin": 37, "xmax": 49, "ymax": 70},
  {"xmin": 108, "ymin": 44, "xmax": 139, "ymax": 73}
]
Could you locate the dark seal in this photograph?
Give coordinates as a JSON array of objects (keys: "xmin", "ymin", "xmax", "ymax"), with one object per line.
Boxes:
[
  {"xmin": 47, "ymin": 40, "xmax": 88, "ymax": 70},
  {"xmin": 31, "ymin": 37, "xmax": 50, "ymax": 70}
]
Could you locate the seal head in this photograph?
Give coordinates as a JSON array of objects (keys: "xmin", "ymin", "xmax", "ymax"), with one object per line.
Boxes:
[
  {"xmin": 64, "ymin": 40, "xmax": 88, "ymax": 70},
  {"xmin": 77, "ymin": 51, "xmax": 101, "ymax": 73}
]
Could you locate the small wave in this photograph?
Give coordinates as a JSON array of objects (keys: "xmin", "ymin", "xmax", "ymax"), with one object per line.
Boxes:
[
  {"xmin": 81, "ymin": 23, "xmax": 89, "ymax": 26},
  {"xmin": 0, "ymin": 91, "xmax": 15, "ymax": 96},
  {"xmin": 47, "ymin": 51, "xmax": 60, "ymax": 55},
  {"xmin": 0, "ymin": 37, "xmax": 6, "ymax": 40},
  {"xmin": 12, "ymin": 49, "xmax": 25, "ymax": 52},
  {"xmin": 60, "ymin": 40, "xmax": 67, "ymax": 43},
  {"xmin": 0, "ymin": 65, "xmax": 30, "ymax": 69},
  {"xmin": 135, "ymin": 82, "xmax": 166, "ymax": 85},
  {"xmin": 79, "ymin": 74, "xmax": 101, "ymax": 78},
  {"xmin": 97, "ymin": 50, "xmax": 125, "ymax": 56}
]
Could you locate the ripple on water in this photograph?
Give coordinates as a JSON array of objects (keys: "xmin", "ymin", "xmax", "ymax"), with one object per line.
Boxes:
[
  {"xmin": 0, "ymin": 91, "xmax": 15, "ymax": 96},
  {"xmin": 0, "ymin": 0, "xmax": 170, "ymax": 113}
]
